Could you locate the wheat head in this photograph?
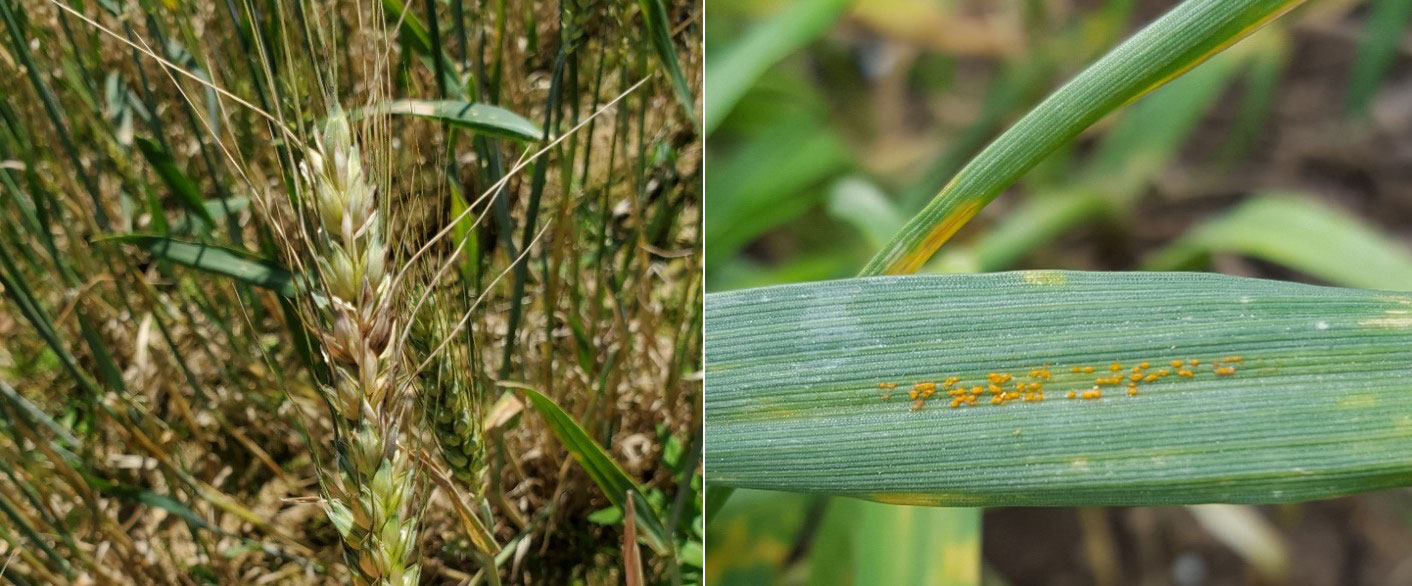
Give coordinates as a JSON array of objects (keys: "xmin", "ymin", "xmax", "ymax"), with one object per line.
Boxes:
[{"xmin": 300, "ymin": 111, "xmax": 420, "ymax": 586}]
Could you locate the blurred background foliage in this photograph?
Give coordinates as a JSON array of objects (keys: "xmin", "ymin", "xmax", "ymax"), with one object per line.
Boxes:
[{"xmin": 705, "ymin": 0, "xmax": 1412, "ymax": 584}]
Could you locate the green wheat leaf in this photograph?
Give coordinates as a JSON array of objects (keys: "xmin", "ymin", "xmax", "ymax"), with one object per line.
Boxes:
[
  {"xmin": 98, "ymin": 235, "xmax": 297, "ymax": 297},
  {"xmin": 1146, "ymin": 195, "xmax": 1412, "ymax": 291},
  {"xmin": 863, "ymin": 0, "xmax": 1304, "ymax": 276},
  {"xmin": 521, "ymin": 387, "xmax": 672, "ymax": 555},
  {"xmin": 707, "ymin": 271, "xmax": 1412, "ymax": 505},
  {"xmin": 134, "ymin": 136, "xmax": 215, "ymax": 231},
  {"xmin": 359, "ymin": 100, "xmax": 542, "ymax": 141},
  {"xmin": 637, "ymin": 0, "xmax": 698, "ymax": 130}
]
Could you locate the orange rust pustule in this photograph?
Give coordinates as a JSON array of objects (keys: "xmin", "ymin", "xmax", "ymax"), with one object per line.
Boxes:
[{"xmin": 890, "ymin": 355, "xmax": 1249, "ymax": 411}]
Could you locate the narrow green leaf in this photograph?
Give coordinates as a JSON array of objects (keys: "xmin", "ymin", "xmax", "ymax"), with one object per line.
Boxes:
[
  {"xmin": 636, "ymin": 0, "xmax": 698, "ymax": 129},
  {"xmin": 86, "ymin": 475, "xmax": 219, "ymax": 533},
  {"xmin": 170, "ymin": 197, "xmax": 249, "ymax": 234},
  {"xmin": 98, "ymin": 235, "xmax": 297, "ymax": 297},
  {"xmin": 358, "ymin": 100, "xmax": 541, "ymax": 141},
  {"xmin": 133, "ymin": 136, "xmax": 215, "ymax": 230},
  {"xmin": 380, "ymin": 0, "xmax": 465, "ymax": 98},
  {"xmin": 703, "ymin": 0, "xmax": 852, "ymax": 135},
  {"xmin": 707, "ymin": 272, "xmax": 1412, "ymax": 505},
  {"xmin": 826, "ymin": 176, "xmax": 904, "ymax": 250},
  {"xmin": 1347, "ymin": 0, "xmax": 1412, "ymax": 116},
  {"xmin": 862, "ymin": 0, "xmax": 1303, "ymax": 276},
  {"xmin": 704, "ymin": 119, "xmax": 850, "ymax": 268},
  {"xmin": 0, "ymin": 491, "xmax": 69, "ymax": 576},
  {"xmin": 1145, "ymin": 194, "xmax": 1412, "ymax": 291},
  {"xmin": 520, "ymin": 387, "xmax": 672, "ymax": 555},
  {"xmin": 800, "ymin": 498, "xmax": 979, "ymax": 586},
  {"xmin": 937, "ymin": 51, "xmax": 1244, "ymax": 272},
  {"xmin": 851, "ymin": 503, "xmax": 979, "ymax": 586}
]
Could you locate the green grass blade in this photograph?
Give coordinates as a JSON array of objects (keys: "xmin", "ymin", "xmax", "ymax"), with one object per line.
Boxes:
[
  {"xmin": 133, "ymin": 136, "xmax": 216, "ymax": 231},
  {"xmin": 170, "ymin": 197, "xmax": 249, "ymax": 235},
  {"xmin": 797, "ymin": 499, "xmax": 979, "ymax": 586},
  {"xmin": 704, "ymin": 120, "xmax": 850, "ymax": 268},
  {"xmin": 703, "ymin": 0, "xmax": 852, "ymax": 136},
  {"xmin": 0, "ymin": 489, "xmax": 70, "ymax": 577},
  {"xmin": 1346, "ymin": 0, "xmax": 1412, "ymax": 117},
  {"xmin": 97, "ymin": 235, "xmax": 297, "ymax": 297},
  {"xmin": 357, "ymin": 100, "xmax": 541, "ymax": 141},
  {"xmin": 707, "ymin": 271, "xmax": 1412, "ymax": 505},
  {"xmin": 520, "ymin": 387, "xmax": 671, "ymax": 555},
  {"xmin": 381, "ymin": 0, "xmax": 465, "ymax": 97},
  {"xmin": 937, "ymin": 51, "xmax": 1245, "ymax": 272},
  {"xmin": 826, "ymin": 177, "xmax": 904, "ymax": 251},
  {"xmin": 851, "ymin": 503, "xmax": 979, "ymax": 585},
  {"xmin": 636, "ymin": 0, "xmax": 698, "ymax": 129},
  {"xmin": 861, "ymin": 0, "xmax": 1303, "ymax": 276},
  {"xmin": 1145, "ymin": 194, "xmax": 1412, "ymax": 291}
]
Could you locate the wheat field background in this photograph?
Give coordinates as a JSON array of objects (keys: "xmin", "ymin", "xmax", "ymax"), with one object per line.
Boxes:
[{"xmin": 0, "ymin": 0, "xmax": 702, "ymax": 583}]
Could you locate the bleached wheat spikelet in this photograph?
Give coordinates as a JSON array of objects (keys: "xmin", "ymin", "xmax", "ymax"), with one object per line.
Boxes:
[{"xmin": 300, "ymin": 112, "xmax": 420, "ymax": 586}]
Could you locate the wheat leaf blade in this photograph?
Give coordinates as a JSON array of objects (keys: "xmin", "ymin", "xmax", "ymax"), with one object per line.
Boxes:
[
  {"xmin": 637, "ymin": 0, "xmax": 698, "ymax": 129},
  {"xmin": 702, "ymin": 0, "xmax": 852, "ymax": 136},
  {"xmin": 133, "ymin": 136, "xmax": 216, "ymax": 231},
  {"xmin": 360, "ymin": 99, "xmax": 542, "ymax": 141},
  {"xmin": 706, "ymin": 271, "xmax": 1412, "ymax": 506},
  {"xmin": 98, "ymin": 235, "xmax": 297, "ymax": 297},
  {"xmin": 1145, "ymin": 194, "xmax": 1412, "ymax": 291},
  {"xmin": 861, "ymin": 0, "xmax": 1303, "ymax": 276},
  {"xmin": 1346, "ymin": 0, "xmax": 1412, "ymax": 116},
  {"xmin": 521, "ymin": 388, "xmax": 673, "ymax": 555}
]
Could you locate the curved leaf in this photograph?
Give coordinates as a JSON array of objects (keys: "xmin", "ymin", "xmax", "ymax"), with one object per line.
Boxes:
[
  {"xmin": 707, "ymin": 272, "xmax": 1412, "ymax": 505},
  {"xmin": 1145, "ymin": 194, "xmax": 1412, "ymax": 291},
  {"xmin": 703, "ymin": 0, "xmax": 852, "ymax": 136},
  {"xmin": 637, "ymin": 0, "xmax": 698, "ymax": 129},
  {"xmin": 862, "ymin": 0, "xmax": 1304, "ymax": 276},
  {"xmin": 520, "ymin": 387, "xmax": 671, "ymax": 555},
  {"xmin": 98, "ymin": 234, "xmax": 297, "ymax": 297},
  {"xmin": 359, "ymin": 100, "xmax": 541, "ymax": 141}
]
